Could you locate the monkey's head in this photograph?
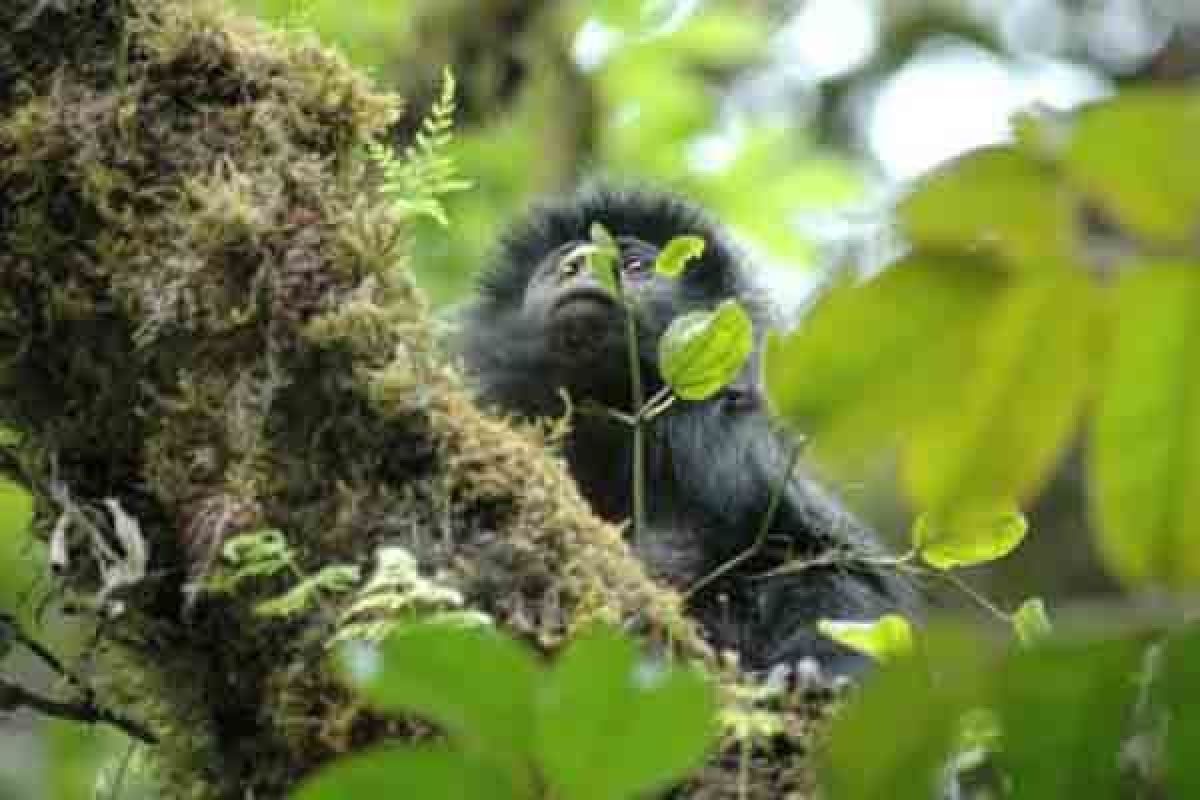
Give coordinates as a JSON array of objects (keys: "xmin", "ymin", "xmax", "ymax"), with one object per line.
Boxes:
[{"xmin": 461, "ymin": 185, "xmax": 769, "ymax": 415}]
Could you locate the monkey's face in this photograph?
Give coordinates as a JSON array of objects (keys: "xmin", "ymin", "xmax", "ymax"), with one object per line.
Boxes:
[{"xmin": 523, "ymin": 236, "xmax": 669, "ymax": 359}]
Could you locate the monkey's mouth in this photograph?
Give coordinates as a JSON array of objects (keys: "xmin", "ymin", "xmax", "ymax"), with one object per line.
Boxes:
[{"xmin": 551, "ymin": 288, "xmax": 617, "ymax": 317}]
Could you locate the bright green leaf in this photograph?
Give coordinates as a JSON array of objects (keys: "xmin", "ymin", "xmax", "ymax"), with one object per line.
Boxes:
[
  {"xmin": 898, "ymin": 147, "xmax": 1072, "ymax": 267},
  {"xmin": 587, "ymin": 223, "xmax": 621, "ymax": 294},
  {"xmin": 655, "ymin": 235, "xmax": 705, "ymax": 277},
  {"xmin": 352, "ymin": 622, "xmax": 540, "ymax": 765},
  {"xmin": 817, "ymin": 615, "xmax": 915, "ymax": 663},
  {"xmin": 912, "ymin": 503, "xmax": 1028, "ymax": 570},
  {"xmin": 1064, "ymin": 89, "xmax": 1200, "ymax": 243},
  {"xmin": 659, "ymin": 299, "xmax": 753, "ymax": 400},
  {"xmin": 902, "ymin": 272, "xmax": 1095, "ymax": 514},
  {"xmin": 591, "ymin": 0, "xmax": 646, "ymax": 30},
  {"xmin": 764, "ymin": 256, "xmax": 1004, "ymax": 454},
  {"xmin": 1090, "ymin": 264, "xmax": 1200, "ymax": 589},
  {"xmin": 1012, "ymin": 597, "xmax": 1053, "ymax": 647},
  {"xmin": 535, "ymin": 627, "xmax": 717, "ymax": 800},
  {"xmin": 291, "ymin": 746, "xmax": 517, "ymax": 800}
]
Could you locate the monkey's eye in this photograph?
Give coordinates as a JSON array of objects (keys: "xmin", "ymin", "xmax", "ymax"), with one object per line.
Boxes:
[
  {"xmin": 557, "ymin": 249, "xmax": 589, "ymax": 277},
  {"xmin": 621, "ymin": 250, "xmax": 655, "ymax": 277}
]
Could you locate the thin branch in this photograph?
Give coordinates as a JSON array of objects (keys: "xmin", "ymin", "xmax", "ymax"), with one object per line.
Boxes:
[{"xmin": 685, "ymin": 439, "xmax": 804, "ymax": 600}]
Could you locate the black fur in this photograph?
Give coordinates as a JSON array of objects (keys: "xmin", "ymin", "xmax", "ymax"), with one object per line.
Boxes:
[{"xmin": 460, "ymin": 185, "xmax": 914, "ymax": 672}]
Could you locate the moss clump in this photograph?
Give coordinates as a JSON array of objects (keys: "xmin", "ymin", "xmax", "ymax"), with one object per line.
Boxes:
[{"xmin": 0, "ymin": 1, "xmax": 725, "ymax": 796}]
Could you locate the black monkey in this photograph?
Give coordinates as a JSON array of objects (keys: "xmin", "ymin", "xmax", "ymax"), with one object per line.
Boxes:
[{"xmin": 460, "ymin": 186, "xmax": 914, "ymax": 673}]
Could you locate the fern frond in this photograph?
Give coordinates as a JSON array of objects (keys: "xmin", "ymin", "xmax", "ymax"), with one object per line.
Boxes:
[{"xmin": 371, "ymin": 66, "xmax": 472, "ymax": 227}]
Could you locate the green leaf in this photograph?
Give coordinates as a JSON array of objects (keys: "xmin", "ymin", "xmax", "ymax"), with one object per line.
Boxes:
[
  {"xmin": 993, "ymin": 638, "xmax": 1139, "ymax": 800},
  {"xmin": 1165, "ymin": 626, "xmax": 1200, "ymax": 800},
  {"xmin": 291, "ymin": 746, "xmax": 517, "ymax": 800},
  {"xmin": 655, "ymin": 235, "xmax": 705, "ymax": 277},
  {"xmin": 817, "ymin": 615, "xmax": 915, "ymax": 663},
  {"xmin": 1012, "ymin": 598, "xmax": 1053, "ymax": 647},
  {"xmin": 764, "ymin": 256, "xmax": 1004, "ymax": 454},
  {"xmin": 352, "ymin": 621, "xmax": 540, "ymax": 765},
  {"xmin": 535, "ymin": 627, "xmax": 717, "ymax": 800},
  {"xmin": 1064, "ymin": 89, "xmax": 1200, "ymax": 243},
  {"xmin": 898, "ymin": 147, "xmax": 1072, "ymax": 266},
  {"xmin": 1090, "ymin": 264, "xmax": 1200, "ymax": 589},
  {"xmin": 822, "ymin": 627, "xmax": 993, "ymax": 800},
  {"xmin": 902, "ymin": 272, "xmax": 1094, "ymax": 514},
  {"xmin": 591, "ymin": 0, "xmax": 647, "ymax": 30},
  {"xmin": 587, "ymin": 223, "xmax": 621, "ymax": 295},
  {"xmin": 659, "ymin": 299, "xmax": 753, "ymax": 400},
  {"xmin": 912, "ymin": 502, "xmax": 1028, "ymax": 570}
]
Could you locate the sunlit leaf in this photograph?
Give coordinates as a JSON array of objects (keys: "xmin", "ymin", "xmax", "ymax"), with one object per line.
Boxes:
[
  {"xmin": 902, "ymin": 271, "xmax": 1095, "ymax": 514},
  {"xmin": 655, "ymin": 234, "xmax": 704, "ymax": 277},
  {"xmin": 660, "ymin": 299, "xmax": 753, "ymax": 400},
  {"xmin": 291, "ymin": 746, "xmax": 516, "ymax": 800},
  {"xmin": 535, "ymin": 627, "xmax": 717, "ymax": 800},
  {"xmin": 912, "ymin": 503, "xmax": 1028, "ymax": 570},
  {"xmin": 1090, "ymin": 264, "xmax": 1200, "ymax": 589},
  {"xmin": 351, "ymin": 622, "xmax": 540, "ymax": 764},
  {"xmin": 898, "ymin": 147, "xmax": 1072, "ymax": 267},
  {"xmin": 817, "ymin": 615, "xmax": 915, "ymax": 663},
  {"xmin": 1013, "ymin": 598, "xmax": 1053, "ymax": 647},
  {"xmin": 1064, "ymin": 89, "xmax": 1200, "ymax": 243},
  {"xmin": 764, "ymin": 256, "xmax": 1004, "ymax": 454}
]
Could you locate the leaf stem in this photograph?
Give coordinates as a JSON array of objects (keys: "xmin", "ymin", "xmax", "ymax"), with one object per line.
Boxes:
[{"xmin": 614, "ymin": 274, "xmax": 647, "ymax": 550}]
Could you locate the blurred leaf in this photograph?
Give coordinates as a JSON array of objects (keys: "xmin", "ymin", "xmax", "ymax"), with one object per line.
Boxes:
[
  {"xmin": 591, "ymin": 0, "xmax": 647, "ymax": 31},
  {"xmin": 660, "ymin": 299, "xmax": 753, "ymax": 400},
  {"xmin": 822, "ymin": 628, "xmax": 993, "ymax": 800},
  {"xmin": 1012, "ymin": 598, "xmax": 1053, "ymax": 647},
  {"xmin": 764, "ymin": 256, "xmax": 1003, "ymax": 453},
  {"xmin": 48, "ymin": 723, "xmax": 119, "ymax": 800},
  {"xmin": 291, "ymin": 745, "xmax": 517, "ymax": 800},
  {"xmin": 817, "ymin": 615, "xmax": 914, "ymax": 663},
  {"xmin": 354, "ymin": 622, "xmax": 540, "ymax": 765},
  {"xmin": 993, "ymin": 637, "xmax": 1139, "ymax": 800},
  {"xmin": 912, "ymin": 503, "xmax": 1028, "ymax": 570},
  {"xmin": 535, "ymin": 627, "xmax": 717, "ymax": 800},
  {"xmin": 664, "ymin": 8, "xmax": 766, "ymax": 64},
  {"xmin": 1064, "ymin": 89, "xmax": 1200, "ymax": 243},
  {"xmin": 0, "ymin": 480, "xmax": 35, "ymax": 620},
  {"xmin": 899, "ymin": 147, "xmax": 1072, "ymax": 266},
  {"xmin": 1165, "ymin": 626, "xmax": 1200, "ymax": 800},
  {"xmin": 655, "ymin": 234, "xmax": 704, "ymax": 277},
  {"xmin": 902, "ymin": 271, "xmax": 1094, "ymax": 513},
  {"xmin": 1090, "ymin": 264, "xmax": 1200, "ymax": 589}
]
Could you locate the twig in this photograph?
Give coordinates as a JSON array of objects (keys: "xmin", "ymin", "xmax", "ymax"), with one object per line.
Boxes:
[
  {"xmin": 685, "ymin": 439, "xmax": 804, "ymax": 600},
  {"xmin": 0, "ymin": 679, "xmax": 157, "ymax": 744}
]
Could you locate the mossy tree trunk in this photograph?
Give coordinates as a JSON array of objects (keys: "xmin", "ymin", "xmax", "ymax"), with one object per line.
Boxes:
[{"xmin": 0, "ymin": 2, "xmax": 820, "ymax": 797}]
